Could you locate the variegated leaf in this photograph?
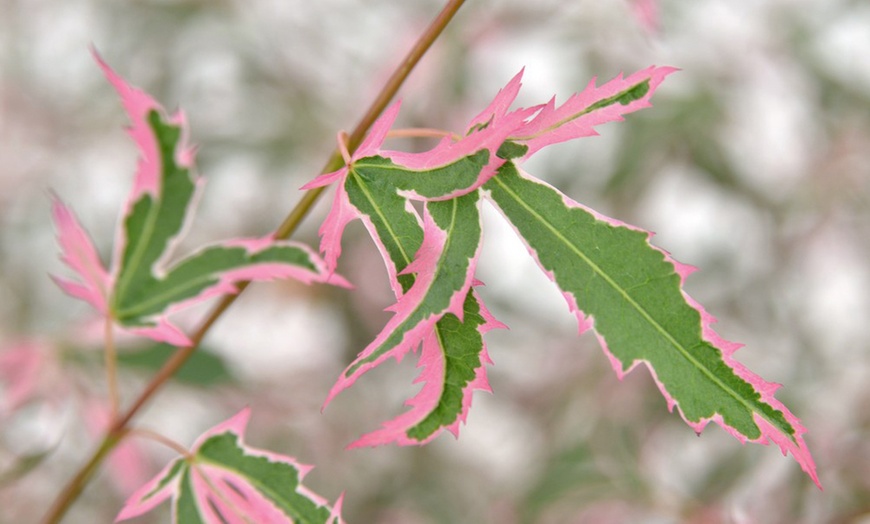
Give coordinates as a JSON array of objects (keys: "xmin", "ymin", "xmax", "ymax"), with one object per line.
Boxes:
[{"xmin": 116, "ymin": 409, "xmax": 344, "ymax": 524}]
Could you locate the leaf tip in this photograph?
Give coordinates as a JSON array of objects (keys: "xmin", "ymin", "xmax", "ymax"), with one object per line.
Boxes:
[
  {"xmin": 754, "ymin": 412, "xmax": 821, "ymax": 489},
  {"xmin": 329, "ymin": 492, "xmax": 346, "ymax": 523}
]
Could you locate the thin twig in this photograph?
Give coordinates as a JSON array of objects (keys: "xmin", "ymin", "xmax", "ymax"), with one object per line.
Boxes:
[
  {"xmin": 387, "ymin": 127, "xmax": 461, "ymax": 141},
  {"xmin": 40, "ymin": 1, "xmax": 466, "ymax": 522},
  {"xmin": 128, "ymin": 427, "xmax": 191, "ymax": 459}
]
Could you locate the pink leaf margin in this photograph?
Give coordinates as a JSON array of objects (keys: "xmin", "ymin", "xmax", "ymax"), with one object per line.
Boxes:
[
  {"xmin": 595, "ymin": 286, "xmax": 820, "ymax": 488},
  {"xmin": 348, "ymin": 289, "xmax": 504, "ymax": 448},
  {"xmin": 294, "ymin": 179, "xmax": 367, "ymax": 283},
  {"xmin": 305, "ymin": 66, "xmax": 673, "ymax": 206},
  {"xmin": 301, "ymin": 103, "xmax": 405, "ymax": 284},
  {"xmin": 126, "ymin": 320, "xmax": 194, "ymax": 348},
  {"xmin": 467, "ymin": 69, "xmax": 527, "ymax": 132},
  {"xmin": 588, "ymin": 226, "xmax": 820, "ymax": 488},
  {"xmin": 302, "ymin": 102, "xmax": 403, "ymax": 192},
  {"xmin": 385, "ymin": 99, "xmax": 539, "ymax": 201}
]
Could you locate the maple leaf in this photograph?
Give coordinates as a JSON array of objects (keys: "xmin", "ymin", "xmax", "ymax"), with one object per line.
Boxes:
[
  {"xmin": 478, "ymin": 66, "xmax": 818, "ymax": 486},
  {"xmin": 305, "ymin": 105, "xmax": 508, "ymax": 446},
  {"xmin": 313, "ymin": 68, "xmax": 679, "ymax": 447},
  {"xmin": 116, "ymin": 408, "xmax": 344, "ymax": 523},
  {"xmin": 52, "ymin": 51, "xmax": 347, "ymax": 346},
  {"xmin": 314, "ymin": 64, "xmax": 819, "ymax": 487}
]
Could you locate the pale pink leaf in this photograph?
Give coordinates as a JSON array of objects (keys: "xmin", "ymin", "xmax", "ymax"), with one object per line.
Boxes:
[{"xmin": 50, "ymin": 195, "xmax": 111, "ymax": 314}]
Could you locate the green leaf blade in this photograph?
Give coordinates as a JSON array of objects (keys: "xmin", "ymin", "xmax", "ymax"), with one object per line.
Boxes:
[
  {"xmin": 83, "ymin": 55, "xmax": 342, "ymax": 347},
  {"xmin": 404, "ymin": 290, "xmax": 494, "ymax": 442}
]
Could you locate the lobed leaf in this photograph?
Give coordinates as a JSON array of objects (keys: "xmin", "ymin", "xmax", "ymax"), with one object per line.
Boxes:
[
  {"xmin": 52, "ymin": 52, "xmax": 343, "ymax": 347},
  {"xmin": 483, "ymin": 161, "xmax": 819, "ymax": 487},
  {"xmin": 108, "ymin": 101, "xmax": 346, "ymax": 344},
  {"xmin": 116, "ymin": 408, "xmax": 344, "ymax": 523},
  {"xmin": 314, "ymin": 66, "xmax": 686, "ymax": 449}
]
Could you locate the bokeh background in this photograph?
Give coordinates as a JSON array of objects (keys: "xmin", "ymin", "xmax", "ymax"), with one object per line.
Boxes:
[{"xmin": 2, "ymin": 0, "xmax": 869, "ymax": 522}]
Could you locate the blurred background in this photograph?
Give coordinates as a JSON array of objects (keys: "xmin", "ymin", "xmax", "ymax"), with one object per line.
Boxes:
[{"xmin": 1, "ymin": 0, "xmax": 869, "ymax": 522}]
